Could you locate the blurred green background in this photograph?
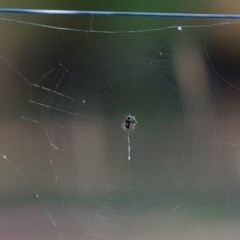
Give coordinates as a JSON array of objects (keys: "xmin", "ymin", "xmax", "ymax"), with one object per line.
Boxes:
[{"xmin": 1, "ymin": 1, "xmax": 240, "ymax": 240}]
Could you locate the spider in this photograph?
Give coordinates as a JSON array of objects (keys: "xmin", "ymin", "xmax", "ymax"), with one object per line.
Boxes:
[
  {"xmin": 122, "ymin": 115, "xmax": 138, "ymax": 160},
  {"xmin": 122, "ymin": 114, "xmax": 137, "ymax": 131}
]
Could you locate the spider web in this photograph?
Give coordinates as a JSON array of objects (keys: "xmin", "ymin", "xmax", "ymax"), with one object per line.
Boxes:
[{"xmin": 0, "ymin": 14, "xmax": 240, "ymax": 240}]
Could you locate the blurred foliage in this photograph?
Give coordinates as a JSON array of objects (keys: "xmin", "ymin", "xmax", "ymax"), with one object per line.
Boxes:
[{"xmin": 0, "ymin": 1, "xmax": 203, "ymax": 12}]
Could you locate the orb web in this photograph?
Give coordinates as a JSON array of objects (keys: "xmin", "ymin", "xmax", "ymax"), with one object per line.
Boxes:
[
  {"xmin": 1, "ymin": 14, "xmax": 240, "ymax": 240},
  {"xmin": 31, "ymin": 32, "xmax": 221, "ymax": 239}
]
